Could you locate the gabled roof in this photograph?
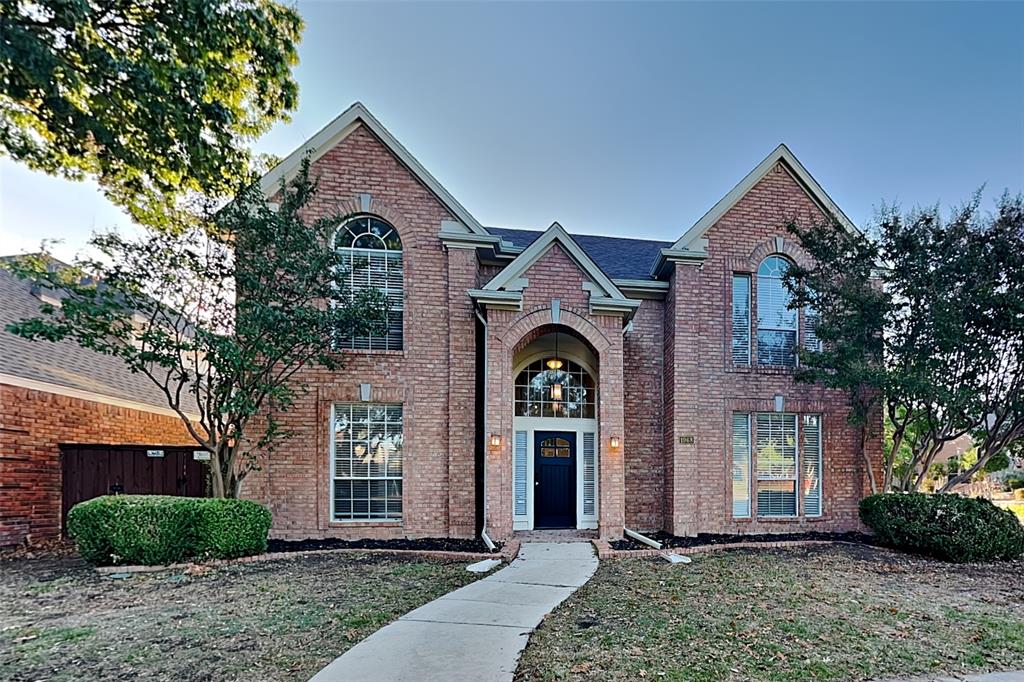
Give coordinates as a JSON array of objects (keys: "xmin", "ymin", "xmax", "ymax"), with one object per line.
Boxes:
[
  {"xmin": 669, "ymin": 143, "xmax": 860, "ymax": 256},
  {"xmin": 259, "ymin": 102, "xmax": 488, "ymax": 235},
  {"xmin": 488, "ymin": 228, "xmax": 671, "ymax": 280},
  {"xmin": 472, "ymin": 223, "xmax": 640, "ymax": 320}
]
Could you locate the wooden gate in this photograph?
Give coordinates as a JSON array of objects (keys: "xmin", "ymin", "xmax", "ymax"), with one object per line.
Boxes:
[{"xmin": 60, "ymin": 445, "xmax": 208, "ymax": 533}]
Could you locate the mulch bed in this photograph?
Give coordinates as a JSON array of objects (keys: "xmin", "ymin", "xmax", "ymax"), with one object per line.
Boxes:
[
  {"xmin": 266, "ymin": 536, "xmax": 501, "ymax": 554},
  {"xmin": 609, "ymin": 529, "xmax": 879, "ymax": 551}
]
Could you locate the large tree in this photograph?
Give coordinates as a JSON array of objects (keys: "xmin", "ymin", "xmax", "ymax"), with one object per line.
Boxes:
[
  {"xmin": 786, "ymin": 193, "xmax": 1024, "ymax": 493},
  {"xmin": 0, "ymin": 0, "xmax": 301, "ymax": 227},
  {"xmin": 4, "ymin": 161, "xmax": 389, "ymax": 497}
]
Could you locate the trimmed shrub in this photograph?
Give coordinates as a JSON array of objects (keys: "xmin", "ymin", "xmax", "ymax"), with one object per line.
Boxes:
[
  {"xmin": 860, "ymin": 493, "xmax": 1024, "ymax": 562},
  {"xmin": 68, "ymin": 495, "xmax": 272, "ymax": 566}
]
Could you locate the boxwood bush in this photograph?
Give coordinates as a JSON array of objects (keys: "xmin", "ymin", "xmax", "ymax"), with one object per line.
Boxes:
[
  {"xmin": 860, "ymin": 493, "xmax": 1024, "ymax": 562},
  {"xmin": 68, "ymin": 495, "xmax": 272, "ymax": 566}
]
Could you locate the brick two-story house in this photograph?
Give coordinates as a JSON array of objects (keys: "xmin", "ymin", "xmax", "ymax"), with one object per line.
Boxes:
[{"xmin": 246, "ymin": 103, "xmax": 880, "ymax": 542}]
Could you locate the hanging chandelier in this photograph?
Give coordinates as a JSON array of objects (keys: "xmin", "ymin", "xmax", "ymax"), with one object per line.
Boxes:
[{"xmin": 549, "ymin": 331, "xmax": 563, "ymax": 402}]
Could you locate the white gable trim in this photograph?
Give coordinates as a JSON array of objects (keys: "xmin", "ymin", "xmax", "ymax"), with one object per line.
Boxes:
[
  {"xmin": 259, "ymin": 102, "xmax": 488, "ymax": 235},
  {"xmin": 670, "ymin": 144, "xmax": 860, "ymax": 256},
  {"xmin": 484, "ymin": 223, "xmax": 626, "ymax": 299}
]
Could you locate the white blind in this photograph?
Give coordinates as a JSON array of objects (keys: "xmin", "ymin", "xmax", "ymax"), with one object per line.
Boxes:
[
  {"xmin": 332, "ymin": 403, "xmax": 403, "ymax": 520},
  {"xmin": 732, "ymin": 275, "xmax": 751, "ymax": 365},
  {"xmin": 514, "ymin": 431, "xmax": 528, "ymax": 517},
  {"xmin": 803, "ymin": 303, "xmax": 821, "ymax": 352},
  {"xmin": 336, "ymin": 249, "xmax": 404, "ymax": 351},
  {"xmin": 732, "ymin": 413, "xmax": 751, "ymax": 517},
  {"xmin": 582, "ymin": 432, "xmax": 597, "ymax": 516},
  {"xmin": 757, "ymin": 256, "xmax": 797, "ymax": 367},
  {"xmin": 802, "ymin": 415, "xmax": 822, "ymax": 516},
  {"xmin": 756, "ymin": 413, "xmax": 797, "ymax": 516}
]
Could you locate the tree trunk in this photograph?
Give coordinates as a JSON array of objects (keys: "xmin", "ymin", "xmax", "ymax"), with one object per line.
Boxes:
[{"xmin": 860, "ymin": 422, "xmax": 879, "ymax": 494}]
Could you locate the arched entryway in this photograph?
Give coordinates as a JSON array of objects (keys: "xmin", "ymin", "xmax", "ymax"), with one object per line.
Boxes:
[{"xmin": 511, "ymin": 327, "xmax": 599, "ymax": 530}]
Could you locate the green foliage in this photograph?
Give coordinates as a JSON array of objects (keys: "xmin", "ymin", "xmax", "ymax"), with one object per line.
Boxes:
[
  {"xmin": 67, "ymin": 495, "xmax": 271, "ymax": 566},
  {"xmin": 859, "ymin": 493, "xmax": 1024, "ymax": 562},
  {"xmin": 984, "ymin": 451, "xmax": 1011, "ymax": 473},
  {"xmin": 4, "ymin": 160, "xmax": 389, "ymax": 497},
  {"xmin": 0, "ymin": 0, "xmax": 301, "ymax": 227},
  {"xmin": 1007, "ymin": 476, "xmax": 1024, "ymax": 491},
  {"xmin": 787, "ymin": 194, "xmax": 1024, "ymax": 492}
]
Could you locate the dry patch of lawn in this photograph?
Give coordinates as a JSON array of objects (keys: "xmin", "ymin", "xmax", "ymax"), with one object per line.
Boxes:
[
  {"xmin": 515, "ymin": 544, "xmax": 1024, "ymax": 681},
  {"xmin": 0, "ymin": 552, "xmax": 479, "ymax": 681}
]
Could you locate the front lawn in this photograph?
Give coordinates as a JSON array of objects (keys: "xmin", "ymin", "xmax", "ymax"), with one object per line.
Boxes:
[
  {"xmin": 0, "ymin": 551, "xmax": 479, "ymax": 681},
  {"xmin": 516, "ymin": 544, "xmax": 1024, "ymax": 681}
]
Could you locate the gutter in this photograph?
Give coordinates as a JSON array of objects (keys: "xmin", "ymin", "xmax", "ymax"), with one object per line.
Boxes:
[
  {"xmin": 475, "ymin": 307, "xmax": 496, "ymax": 552},
  {"xmin": 624, "ymin": 527, "xmax": 662, "ymax": 550}
]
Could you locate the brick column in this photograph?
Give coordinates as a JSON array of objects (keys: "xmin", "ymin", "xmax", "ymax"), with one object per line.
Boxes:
[
  {"xmin": 598, "ymin": 316, "xmax": 626, "ymax": 539},
  {"xmin": 484, "ymin": 309, "xmax": 514, "ymax": 540},
  {"xmin": 445, "ymin": 246, "xmax": 478, "ymax": 538}
]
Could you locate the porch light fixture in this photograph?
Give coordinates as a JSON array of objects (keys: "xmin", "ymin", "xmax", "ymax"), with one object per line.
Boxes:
[
  {"xmin": 610, "ymin": 435, "xmax": 621, "ymax": 450},
  {"xmin": 546, "ymin": 331, "xmax": 563, "ymax": 370},
  {"xmin": 550, "ymin": 383, "xmax": 563, "ymax": 401},
  {"xmin": 489, "ymin": 433, "xmax": 502, "ymax": 448}
]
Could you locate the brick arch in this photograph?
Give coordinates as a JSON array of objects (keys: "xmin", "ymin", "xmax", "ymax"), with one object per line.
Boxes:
[
  {"xmin": 506, "ymin": 308, "xmax": 612, "ymax": 362},
  {"xmin": 747, "ymin": 236, "xmax": 813, "ymax": 271},
  {"xmin": 330, "ymin": 196, "xmax": 415, "ymax": 245}
]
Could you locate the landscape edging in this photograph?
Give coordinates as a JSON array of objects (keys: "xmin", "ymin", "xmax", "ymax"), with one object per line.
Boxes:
[
  {"xmin": 96, "ymin": 538, "xmax": 521, "ymax": 575},
  {"xmin": 591, "ymin": 538, "xmax": 853, "ymax": 560}
]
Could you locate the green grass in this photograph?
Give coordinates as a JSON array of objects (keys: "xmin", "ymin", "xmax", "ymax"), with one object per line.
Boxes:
[
  {"xmin": 0, "ymin": 553, "xmax": 480, "ymax": 681},
  {"xmin": 515, "ymin": 545, "xmax": 1024, "ymax": 681}
]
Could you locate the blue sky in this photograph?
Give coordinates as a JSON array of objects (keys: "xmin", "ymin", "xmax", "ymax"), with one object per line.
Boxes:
[{"xmin": 1, "ymin": 1, "xmax": 1022, "ymax": 260}]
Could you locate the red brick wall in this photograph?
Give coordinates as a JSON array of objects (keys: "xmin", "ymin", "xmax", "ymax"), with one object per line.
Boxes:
[
  {"xmin": 662, "ymin": 162, "xmax": 878, "ymax": 535},
  {"xmin": 244, "ymin": 124, "xmax": 480, "ymax": 540},
  {"xmin": 623, "ymin": 298, "xmax": 665, "ymax": 531},
  {"xmin": 0, "ymin": 384, "xmax": 194, "ymax": 546}
]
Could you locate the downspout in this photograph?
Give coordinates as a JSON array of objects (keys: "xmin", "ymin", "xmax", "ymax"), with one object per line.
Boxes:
[
  {"xmin": 625, "ymin": 527, "xmax": 662, "ymax": 550},
  {"xmin": 475, "ymin": 307, "xmax": 496, "ymax": 552}
]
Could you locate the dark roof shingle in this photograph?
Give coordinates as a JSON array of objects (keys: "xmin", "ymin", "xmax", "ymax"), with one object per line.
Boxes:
[
  {"xmin": 0, "ymin": 267, "xmax": 198, "ymax": 414},
  {"xmin": 488, "ymin": 227, "xmax": 670, "ymax": 280}
]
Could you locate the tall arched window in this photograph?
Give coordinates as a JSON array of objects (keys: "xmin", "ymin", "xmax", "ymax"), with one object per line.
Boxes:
[
  {"xmin": 756, "ymin": 255, "xmax": 797, "ymax": 367},
  {"xmin": 334, "ymin": 216, "xmax": 403, "ymax": 351},
  {"xmin": 514, "ymin": 359, "xmax": 596, "ymax": 419}
]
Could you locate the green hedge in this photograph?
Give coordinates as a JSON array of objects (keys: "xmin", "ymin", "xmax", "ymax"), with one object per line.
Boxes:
[
  {"xmin": 68, "ymin": 495, "xmax": 272, "ymax": 566},
  {"xmin": 860, "ymin": 493, "xmax": 1024, "ymax": 562}
]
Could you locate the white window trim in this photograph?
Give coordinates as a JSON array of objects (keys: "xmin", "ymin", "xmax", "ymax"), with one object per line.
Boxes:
[
  {"xmin": 756, "ymin": 255, "xmax": 799, "ymax": 368},
  {"xmin": 329, "ymin": 402, "xmax": 404, "ymax": 523}
]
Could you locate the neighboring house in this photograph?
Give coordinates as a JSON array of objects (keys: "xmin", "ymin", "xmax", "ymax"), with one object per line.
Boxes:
[
  {"xmin": 0, "ymin": 265, "xmax": 200, "ymax": 546},
  {"xmin": 245, "ymin": 102, "xmax": 882, "ymax": 543}
]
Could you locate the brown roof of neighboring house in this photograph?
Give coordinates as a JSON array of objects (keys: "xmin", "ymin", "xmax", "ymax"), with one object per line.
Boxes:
[{"xmin": 0, "ymin": 264, "xmax": 199, "ymax": 416}]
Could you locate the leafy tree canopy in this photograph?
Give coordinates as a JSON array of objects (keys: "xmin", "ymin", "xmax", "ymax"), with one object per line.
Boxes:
[
  {"xmin": 786, "ymin": 192, "xmax": 1024, "ymax": 493},
  {"xmin": 0, "ymin": 0, "xmax": 301, "ymax": 227},
  {"xmin": 4, "ymin": 161, "xmax": 389, "ymax": 497}
]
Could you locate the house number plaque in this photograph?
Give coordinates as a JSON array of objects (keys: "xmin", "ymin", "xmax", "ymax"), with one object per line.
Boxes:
[{"xmin": 678, "ymin": 435, "xmax": 695, "ymax": 445}]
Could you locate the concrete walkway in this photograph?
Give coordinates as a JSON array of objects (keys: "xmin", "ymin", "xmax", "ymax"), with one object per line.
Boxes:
[{"xmin": 309, "ymin": 542, "xmax": 598, "ymax": 682}]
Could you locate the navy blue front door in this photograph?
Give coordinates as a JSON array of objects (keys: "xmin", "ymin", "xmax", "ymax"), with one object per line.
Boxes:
[{"xmin": 534, "ymin": 431, "xmax": 576, "ymax": 528}]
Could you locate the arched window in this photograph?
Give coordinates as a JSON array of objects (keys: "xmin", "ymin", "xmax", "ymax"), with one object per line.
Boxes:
[
  {"xmin": 756, "ymin": 255, "xmax": 797, "ymax": 367},
  {"xmin": 514, "ymin": 358, "xmax": 596, "ymax": 419},
  {"xmin": 334, "ymin": 216, "xmax": 403, "ymax": 351}
]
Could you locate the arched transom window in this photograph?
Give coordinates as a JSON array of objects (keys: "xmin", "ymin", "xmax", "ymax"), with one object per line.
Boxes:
[
  {"xmin": 334, "ymin": 216, "xmax": 403, "ymax": 351},
  {"xmin": 514, "ymin": 358, "xmax": 596, "ymax": 419},
  {"xmin": 756, "ymin": 255, "xmax": 797, "ymax": 367}
]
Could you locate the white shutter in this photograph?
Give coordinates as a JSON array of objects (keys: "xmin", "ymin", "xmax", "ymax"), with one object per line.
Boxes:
[
  {"xmin": 582, "ymin": 432, "xmax": 597, "ymax": 517},
  {"xmin": 732, "ymin": 414, "xmax": 751, "ymax": 517},
  {"xmin": 732, "ymin": 275, "xmax": 751, "ymax": 365},
  {"xmin": 802, "ymin": 415, "xmax": 822, "ymax": 516},
  {"xmin": 514, "ymin": 431, "xmax": 528, "ymax": 517}
]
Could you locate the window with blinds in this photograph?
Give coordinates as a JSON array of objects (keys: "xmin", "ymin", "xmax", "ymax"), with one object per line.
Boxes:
[
  {"xmin": 756, "ymin": 412, "xmax": 798, "ymax": 517},
  {"xmin": 756, "ymin": 256, "xmax": 797, "ymax": 367},
  {"xmin": 334, "ymin": 216, "xmax": 404, "ymax": 351},
  {"xmin": 804, "ymin": 301, "xmax": 822, "ymax": 352},
  {"xmin": 732, "ymin": 413, "xmax": 751, "ymax": 517},
  {"xmin": 802, "ymin": 415, "xmax": 822, "ymax": 516},
  {"xmin": 332, "ymin": 403, "xmax": 403, "ymax": 520},
  {"xmin": 732, "ymin": 274, "xmax": 751, "ymax": 365},
  {"xmin": 582, "ymin": 432, "xmax": 597, "ymax": 517},
  {"xmin": 514, "ymin": 431, "xmax": 528, "ymax": 517}
]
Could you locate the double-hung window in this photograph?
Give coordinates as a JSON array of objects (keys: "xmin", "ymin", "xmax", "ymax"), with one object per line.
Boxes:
[
  {"xmin": 731, "ymin": 411, "xmax": 822, "ymax": 518},
  {"xmin": 756, "ymin": 256, "xmax": 797, "ymax": 367},
  {"xmin": 331, "ymin": 403, "xmax": 403, "ymax": 521},
  {"xmin": 334, "ymin": 216, "xmax": 404, "ymax": 351}
]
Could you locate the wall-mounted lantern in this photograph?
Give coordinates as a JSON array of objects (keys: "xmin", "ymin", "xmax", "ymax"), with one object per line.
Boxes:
[
  {"xmin": 610, "ymin": 435, "xmax": 621, "ymax": 450},
  {"xmin": 489, "ymin": 434, "xmax": 502, "ymax": 448}
]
